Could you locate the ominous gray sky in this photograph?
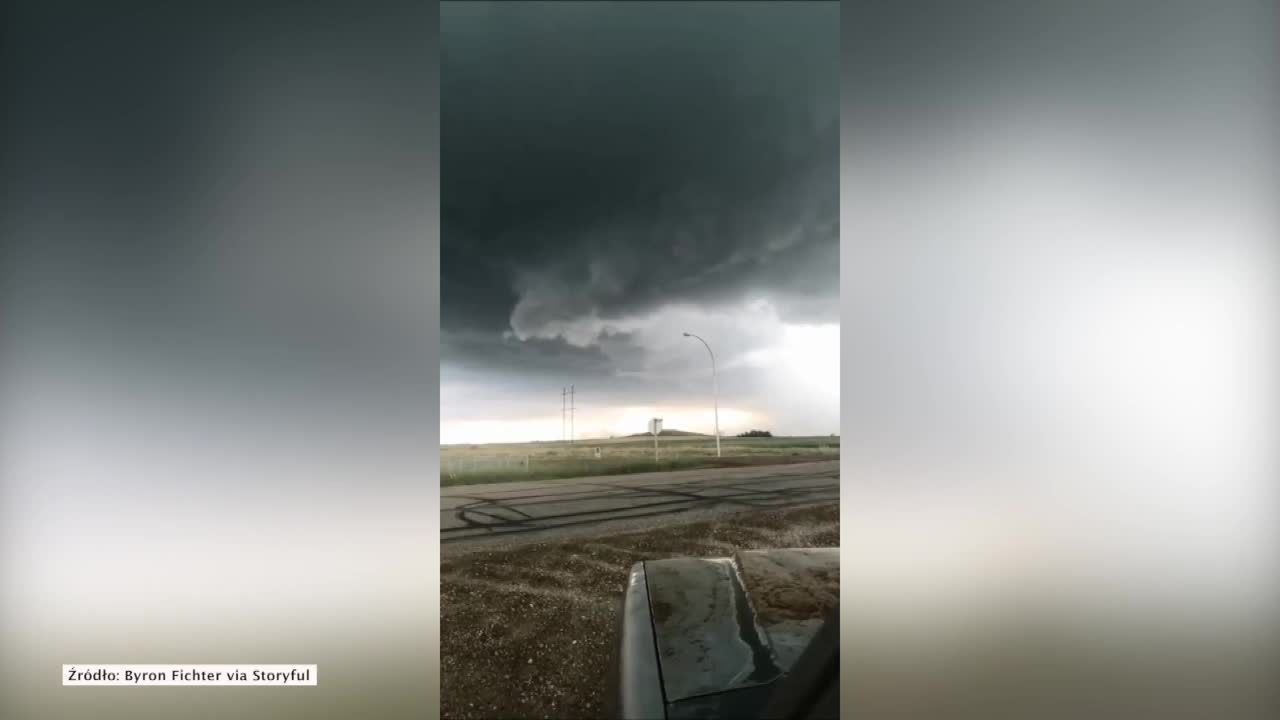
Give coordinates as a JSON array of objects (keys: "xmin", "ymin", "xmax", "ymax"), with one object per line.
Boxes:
[{"xmin": 440, "ymin": 1, "xmax": 840, "ymax": 443}]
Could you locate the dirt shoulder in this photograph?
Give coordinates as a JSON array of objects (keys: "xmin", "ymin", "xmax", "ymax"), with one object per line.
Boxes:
[{"xmin": 440, "ymin": 501, "xmax": 839, "ymax": 720}]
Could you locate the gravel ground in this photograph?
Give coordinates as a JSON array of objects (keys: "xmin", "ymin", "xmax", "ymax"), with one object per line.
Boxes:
[{"xmin": 440, "ymin": 502, "xmax": 839, "ymax": 720}]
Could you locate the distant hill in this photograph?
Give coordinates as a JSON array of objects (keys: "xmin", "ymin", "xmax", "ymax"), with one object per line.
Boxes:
[{"xmin": 626, "ymin": 428, "xmax": 707, "ymax": 437}]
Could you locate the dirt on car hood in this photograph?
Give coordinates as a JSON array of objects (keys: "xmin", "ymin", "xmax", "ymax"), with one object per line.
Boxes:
[{"xmin": 642, "ymin": 547, "xmax": 839, "ymax": 703}]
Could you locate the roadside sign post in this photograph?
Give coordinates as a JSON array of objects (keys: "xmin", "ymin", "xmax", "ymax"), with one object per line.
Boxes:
[{"xmin": 649, "ymin": 418, "xmax": 663, "ymax": 462}]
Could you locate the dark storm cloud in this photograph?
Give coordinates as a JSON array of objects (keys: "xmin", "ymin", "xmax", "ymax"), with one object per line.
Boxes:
[
  {"xmin": 441, "ymin": 331, "xmax": 618, "ymax": 380},
  {"xmin": 441, "ymin": 2, "xmax": 839, "ymax": 354}
]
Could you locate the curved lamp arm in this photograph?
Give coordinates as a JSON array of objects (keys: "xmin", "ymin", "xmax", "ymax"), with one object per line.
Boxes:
[{"xmin": 682, "ymin": 332, "xmax": 721, "ymax": 457}]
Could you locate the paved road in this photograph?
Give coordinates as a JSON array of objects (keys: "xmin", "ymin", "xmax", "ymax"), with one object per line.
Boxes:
[{"xmin": 441, "ymin": 460, "xmax": 839, "ymax": 548}]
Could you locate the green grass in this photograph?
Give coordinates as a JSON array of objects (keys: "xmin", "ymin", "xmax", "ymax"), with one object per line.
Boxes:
[{"xmin": 440, "ymin": 434, "xmax": 839, "ymax": 486}]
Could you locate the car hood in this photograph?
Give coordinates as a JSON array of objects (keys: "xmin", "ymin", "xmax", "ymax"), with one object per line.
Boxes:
[{"xmin": 642, "ymin": 547, "xmax": 839, "ymax": 704}]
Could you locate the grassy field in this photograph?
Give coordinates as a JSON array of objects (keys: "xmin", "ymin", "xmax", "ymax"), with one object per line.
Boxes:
[{"xmin": 440, "ymin": 434, "xmax": 839, "ymax": 486}]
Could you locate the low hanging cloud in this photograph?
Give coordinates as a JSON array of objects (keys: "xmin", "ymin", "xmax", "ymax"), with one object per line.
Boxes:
[
  {"xmin": 442, "ymin": 1, "xmax": 839, "ymax": 360},
  {"xmin": 440, "ymin": 2, "xmax": 839, "ymax": 439}
]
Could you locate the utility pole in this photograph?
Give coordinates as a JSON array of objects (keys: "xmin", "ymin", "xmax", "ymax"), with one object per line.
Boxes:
[
  {"xmin": 569, "ymin": 384, "xmax": 575, "ymax": 444},
  {"xmin": 561, "ymin": 386, "xmax": 567, "ymax": 442}
]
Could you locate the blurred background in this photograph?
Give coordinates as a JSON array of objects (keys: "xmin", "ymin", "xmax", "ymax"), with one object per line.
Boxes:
[
  {"xmin": 1, "ymin": 2, "xmax": 438, "ymax": 718},
  {"xmin": 841, "ymin": 1, "xmax": 1276, "ymax": 717},
  {"xmin": 1, "ymin": 1, "xmax": 1275, "ymax": 719}
]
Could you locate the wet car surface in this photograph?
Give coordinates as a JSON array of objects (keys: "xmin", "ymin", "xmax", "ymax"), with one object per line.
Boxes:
[{"xmin": 612, "ymin": 548, "xmax": 839, "ymax": 719}]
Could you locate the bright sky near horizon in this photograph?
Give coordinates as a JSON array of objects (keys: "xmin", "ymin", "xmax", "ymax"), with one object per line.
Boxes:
[{"xmin": 440, "ymin": 3, "xmax": 839, "ymax": 445}]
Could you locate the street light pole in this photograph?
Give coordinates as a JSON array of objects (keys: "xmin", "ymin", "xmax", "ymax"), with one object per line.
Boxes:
[{"xmin": 683, "ymin": 332, "xmax": 721, "ymax": 457}]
